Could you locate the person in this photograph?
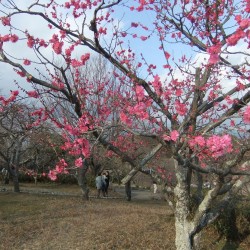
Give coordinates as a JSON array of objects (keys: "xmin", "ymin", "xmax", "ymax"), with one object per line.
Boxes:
[
  {"xmin": 96, "ymin": 173, "xmax": 105, "ymax": 198},
  {"xmin": 101, "ymin": 172, "xmax": 107, "ymax": 197},
  {"xmin": 104, "ymin": 171, "xmax": 110, "ymax": 196},
  {"xmin": 153, "ymin": 181, "xmax": 158, "ymax": 194}
]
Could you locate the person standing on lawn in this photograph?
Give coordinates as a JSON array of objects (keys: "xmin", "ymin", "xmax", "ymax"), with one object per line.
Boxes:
[
  {"xmin": 101, "ymin": 172, "xmax": 107, "ymax": 197},
  {"xmin": 96, "ymin": 172, "xmax": 105, "ymax": 198},
  {"xmin": 104, "ymin": 171, "xmax": 110, "ymax": 196}
]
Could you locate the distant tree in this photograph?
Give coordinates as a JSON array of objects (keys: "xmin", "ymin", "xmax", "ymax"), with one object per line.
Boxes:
[{"xmin": 0, "ymin": 101, "xmax": 36, "ymax": 191}]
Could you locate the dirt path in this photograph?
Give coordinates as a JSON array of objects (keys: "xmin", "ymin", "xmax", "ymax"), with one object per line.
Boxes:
[{"xmin": 0, "ymin": 183, "xmax": 162, "ymax": 201}]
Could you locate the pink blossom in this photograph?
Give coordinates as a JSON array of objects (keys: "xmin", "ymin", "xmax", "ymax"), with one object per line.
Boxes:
[
  {"xmin": 15, "ymin": 70, "xmax": 25, "ymax": 77},
  {"xmin": 27, "ymin": 36, "xmax": 35, "ymax": 48},
  {"xmin": 75, "ymin": 157, "xmax": 83, "ymax": 167},
  {"xmin": 52, "ymin": 80, "xmax": 64, "ymax": 89},
  {"xmin": 239, "ymin": 19, "xmax": 250, "ymax": 29},
  {"xmin": 243, "ymin": 106, "xmax": 250, "ymax": 124},
  {"xmin": 55, "ymin": 159, "xmax": 68, "ymax": 174},
  {"xmin": 60, "ymin": 30, "xmax": 66, "ymax": 38},
  {"xmin": 208, "ymin": 53, "xmax": 219, "ymax": 64},
  {"xmin": 194, "ymin": 136, "xmax": 206, "ymax": 147},
  {"xmin": 170, "ymin": 130, "xmax": 179, "ymax": 142},
  {"xmin": 226, "ymin": 29, "xmax": 245, "ymax": 46},
  {"xmin": 98, "ymin": 27, "xmax": 107, "ymax": 34},
  {"xmin": 71, "ymin": 59, "xmax": 82, "ymax": 68},
  {"xmin": 140, "ymin": 36, "xmax": 147, "ymax": 41},
  {"xmin": 207, "ymin": 44, "xmax": 221, "ymax": 64},
  {"xmin": 163, "ymin": 134, "xmax": 171, "ymax": 141},
  {"xmin": 151, "ymin": 75, "xmax": 162, "ymax": 95},
  {"xmin": 163, "ymin": 130, "xmax": 179, "ymax": 142},
  {"xmin": 164, "ymin": 51, "xmax": 170, "ymax": 60},
  {"xmin": 175, "ymin": 100, "xmax": 187, "ymax": 116},
  {"xmin": 23, "ymin": 59, "xmax": 31, "ymax": 65},
  {"xmin": 80, "ymin": 53, "xmax": 90, "ymax": 65},
  {"xmin": 81, "ymin": 140, "xmax": 90, "ymax": 158},
  {"xmin": 1, "ymin": 16, "xmax": 11, "ymax": 26},
  {"xmin": 39, "ymin": 39, "xmax": 47, "ymax": 47},
  {"xmin": 0, "ymin": 35, "xmax": 10, "ymax": 42},
  {"xmin": 121, "ymin": 32, "xmax": 127, "ymax": 37},
  {"xmin": 206, "ymin": 135, "xmax": 233, "ymax": 158},
  {"xmin": 131, "ymin": 22, "xmax": 139, "ymax": 28},
  {"xmin": 27, "ymin": 91, "xmax": 39, "ymax": 98},
  {"xmin": 48, "ymin": 170, "xmax": 57, "ymax": 181},
  {"xmin": 130, "ymin": 102, "xmax": 149, "ymax": 119},
  {"xmin": 135, "ymin": 85, "xmax": 145, "ymax": 101},
  {"xmin": 236, "ymin": 79, "xmax": 245, "ymax": 90},
  {"xmin": 65, "ymin": 2, "xmax": 70, "ymax": 8},
  {"xmin": 120, "ymin": 112, "xmax": 132, "ymax": 126},
  {"xmin": 163, "ymin": 64, "xmax": 171, "ymax": 69},
  {"xmin": 52, "ymin": 41, "xmax": 63, "ymax": 54},
  {"xmin": 10, "ymin": 34, "xmax": 18, "ymax": 43},
  {"xmin": 11, "ymin": 90, "xmax": 19, "ymax": 96},
  {"xmin": 175, "ymin": 89, "xmax": 182, "ymax": 96}
]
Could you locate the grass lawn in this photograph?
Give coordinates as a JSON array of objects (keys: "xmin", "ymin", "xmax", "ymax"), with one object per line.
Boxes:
[{"xmin": 0, "ymin": 183, "xmax": 249, "ymax": 250}]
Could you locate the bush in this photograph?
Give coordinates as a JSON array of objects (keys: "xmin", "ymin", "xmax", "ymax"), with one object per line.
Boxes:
[
  {"xmin": 55, "ymin": 174, "xmax": 78, "ymax": 184},
  {"xmin": 213, "ymin": 199, "xmax": 250, "ymax": 242}
]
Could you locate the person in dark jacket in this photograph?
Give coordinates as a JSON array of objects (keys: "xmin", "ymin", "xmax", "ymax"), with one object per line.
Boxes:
[{"xmin": 104, "ymin": 171, "xmax": 110, "ymax": 196}]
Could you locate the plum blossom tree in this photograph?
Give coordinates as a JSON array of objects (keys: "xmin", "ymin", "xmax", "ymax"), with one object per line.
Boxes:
[{"xmin": 0, "ymin": 0, "xmax": 250, "ymax": 249}]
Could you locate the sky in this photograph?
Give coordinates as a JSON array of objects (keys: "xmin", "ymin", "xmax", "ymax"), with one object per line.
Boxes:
[
  {"xmin": 0, "ymin": 0, "xmax": 188, "ymax": 96},
  {"xmin": 0, "ymin": 0, "xmax": 248, "ymax": 99}
]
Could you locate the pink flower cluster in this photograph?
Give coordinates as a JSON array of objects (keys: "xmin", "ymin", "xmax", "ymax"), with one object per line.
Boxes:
[
  {"xmin": 207, "ymin": 43, "xmax": 221, "ymax": 64},
  {"xmin": 151, "ymin": 75, "xmax": 162, "ymax": 95},
  {"xmin": 120, "ymin": 112, "xmax": 132, "ymax": 126},
  {"xmin": 75, "ymin": 157, "xmax": 83, "ymax": 167},
  {"xmin": 0, "ymin": 34, "xmax": 19, "ymax": 43},
  {"xmin": 48, "ymin": 159, "xmax": 69, "ymax": 181},
  {"xmin": 127, "ymin": 102, "xmax": 149, "ymax": 119},
  {"xmin": 61, "ymin": 137, "xmax": 90, "ymax": 158},
  {"xmin": 175, "ymin": 100, "xmax": 187, "ymax": 116},
  {"xmin": 1, "ymin": 16, "xmax": 11, "ymax": 26},
  {"xmin": 243, "ymin": 106, "xmax": 250, "ymax": 124},
  {"xmin": 50, "ymin": 34, "xmax": 64, "ymax": 54},
  {"xmin": 189, "ymin": 134, "xmax": 233, "ymax": 159},
  {"xmin": 135, "ymin": 85, "xmax": 145, "ymax": 101},
  {"xmin": 27, "ymin": 91, "xmax": 39, "ymax": 98},
  {"xmin": 71, "ymin": 53, "xmax": 90, "ymax": 68},
  {"xmin": 163, "ymin": 130, "xmax": 179, "ymax": 142},
  {"xmin": 226, "ymin": 15, "xmax": 249, "ymax": 46},
  {"xmin": 0, "ymin": 90, "xmax": 19, "ymax": 107}
]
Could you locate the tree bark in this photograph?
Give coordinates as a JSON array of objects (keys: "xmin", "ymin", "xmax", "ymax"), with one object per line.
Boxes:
[
  {"xmin": 125, "ymin": 181, "xmax": 131, "ymax": 201},
  {"xmin": 174, "ymin": 160, "xmax": 193, "ymax": 250},
  {"xmin": 77, "ymin": 164, "xmax": 89, "ymax": 200},
  {"xmin": 9, "ymin": 165, "xmax": 20, "ymax": 192}
]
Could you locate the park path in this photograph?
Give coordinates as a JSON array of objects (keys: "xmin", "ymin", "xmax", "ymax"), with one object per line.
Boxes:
[
  {"xmin": 113, "ymin": 186, "xmax": 162, "ymax": 201},
  {"xmin": 0, "ymin": 183, "xmax": 161, "ymax": 201}
]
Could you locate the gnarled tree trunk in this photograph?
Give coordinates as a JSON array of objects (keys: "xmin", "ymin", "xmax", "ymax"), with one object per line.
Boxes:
[
  {"xmin": 174, "ymin": 160, "xmax": 193, "ymax": 250},
  {"xmin": 77, "ymin": 163, "xmax": 89, "ymax": 200},
  {"xmin": 125, "ymin": 181, "xmax": 131, "ymax": 201}
]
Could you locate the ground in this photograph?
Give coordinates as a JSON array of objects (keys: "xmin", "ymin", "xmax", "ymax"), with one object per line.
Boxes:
[{"xmin": 0, "ymin": 183, "xmax": 250, "ymax": 249}]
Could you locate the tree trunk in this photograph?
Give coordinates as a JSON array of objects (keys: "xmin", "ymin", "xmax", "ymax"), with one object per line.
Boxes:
[
  {"xmin": 77, "ymin": 164, "xmax": 89, "ymax": 200},
  {"xmin": 125, "ymin": 181, "xmax": 131, "ymax": 201},
  {"xmin": 174, "ymin": 159, "xmax": 193, "ymax": 250},
  {"xmin": 174, "ymin": 186, "xmax": 193, "ymax": 250},
  {"xmin": 9, "ymin": 166, "xmax": 20, "ymax": 192}
]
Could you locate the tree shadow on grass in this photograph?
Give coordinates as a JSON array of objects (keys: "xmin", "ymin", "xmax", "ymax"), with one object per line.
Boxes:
[{"xmin": 221, "ymin": 241, "xmax": 240, "ymax": 250}]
